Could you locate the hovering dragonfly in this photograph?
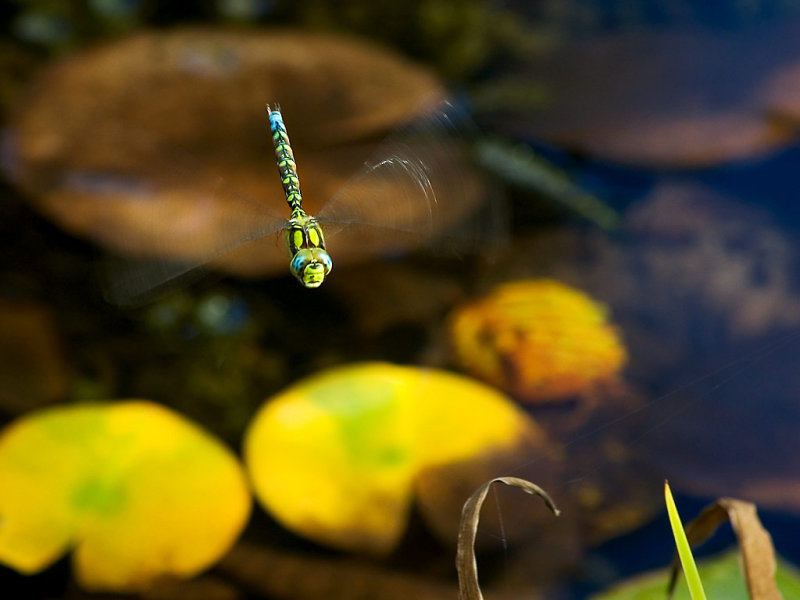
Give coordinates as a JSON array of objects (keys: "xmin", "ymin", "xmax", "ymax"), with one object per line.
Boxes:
[
  {"xmin": 266, "ymin": 104, "xmax": 332, "ymax": 288},
  {"xmin": 105, "ymin": 99, "xmax": 502, "ymax": 306}
]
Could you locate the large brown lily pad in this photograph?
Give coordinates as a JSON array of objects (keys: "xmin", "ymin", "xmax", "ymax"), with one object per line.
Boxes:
[
  {"xmin": 6, "ymin": 29, "xmax": 485, "ymax": 296},
  {"xmin": 493, "ymin": 19, "xmax": 800, "ymax": 167}
]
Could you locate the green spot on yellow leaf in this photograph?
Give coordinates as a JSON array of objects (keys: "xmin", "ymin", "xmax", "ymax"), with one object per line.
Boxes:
[
  {"xmin": 244, "ymin": 362, "xmax": 540, "ymax": 554},
  {"xmin": 70, "ymin": 477, "xmax": 126, "ymax": 515}
]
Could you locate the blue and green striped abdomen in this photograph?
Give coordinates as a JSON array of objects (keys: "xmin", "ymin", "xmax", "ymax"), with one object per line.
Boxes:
[{"xmin": 268, "ymin": 108, "xmax": 303, "ymax": 213}]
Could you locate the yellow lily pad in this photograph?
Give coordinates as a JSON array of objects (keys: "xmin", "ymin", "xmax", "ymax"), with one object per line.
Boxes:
[
  {"xmin": 0, "ymin": 401, "xmax": 250, "ymax": 591},
  {"xmin": 243, "ymin": 362, "xmax": 547, "ymax": 554}
]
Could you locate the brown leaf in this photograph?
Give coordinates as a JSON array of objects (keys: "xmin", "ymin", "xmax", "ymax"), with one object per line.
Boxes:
[
  {"xmin": 218, "ymin": 542, "xmax": 457, "ymax": 600},
  {"xmin": 668, "ymin": 497, "xmax": 782, "ymax": 600},
  {"xmin": 143, "ymin": 575, "xmax": 241, "ymax": 600},
  {"xmin": 456, "ymin": 477, "xmax": 560, "ymax": 600},
  {"xmin": 493, "ymin": 19, "xmax": 800, "ymax": 167},
  {"xmin": 416, "ymin": 435, "xmax": 562, "ymax": 552}
]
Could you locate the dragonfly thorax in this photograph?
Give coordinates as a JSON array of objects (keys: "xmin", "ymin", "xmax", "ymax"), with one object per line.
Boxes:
[{"xmin": 286, "ymin": 209, "xmax": 332, "ymax": 288}]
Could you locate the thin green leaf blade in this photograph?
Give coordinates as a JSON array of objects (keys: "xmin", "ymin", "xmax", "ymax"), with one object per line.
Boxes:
[{"xmin": 665, "ymin": 481, "xmax": 707, "ymax": 600}]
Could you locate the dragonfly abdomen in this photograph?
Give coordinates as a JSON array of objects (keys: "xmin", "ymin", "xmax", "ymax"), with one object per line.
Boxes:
[{"xmin": 267, "ymin": 105, "xmax": 303, "ymax": 213}]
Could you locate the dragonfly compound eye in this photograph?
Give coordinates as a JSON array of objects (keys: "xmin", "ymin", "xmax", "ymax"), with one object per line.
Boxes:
[{"xmin": 290, "ymin": 248, "xmax": 332, "ymax": 288}]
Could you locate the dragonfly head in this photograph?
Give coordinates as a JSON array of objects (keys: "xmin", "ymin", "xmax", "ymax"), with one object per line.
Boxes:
[{"xmin": 290, "ymin": 247, "xmax": 332, "ymax": 288}]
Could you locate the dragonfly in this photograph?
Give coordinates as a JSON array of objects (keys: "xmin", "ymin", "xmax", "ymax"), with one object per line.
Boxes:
[
  {"xmin": 266, "ymin": 104, "xmax": 332, "ymax": 288},
  {"xmin": 104, "ymin": 99, "xmax": 503, "ymax": 306}
]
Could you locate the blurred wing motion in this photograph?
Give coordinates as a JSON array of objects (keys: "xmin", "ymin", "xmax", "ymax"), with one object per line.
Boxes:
[
  {"xmin": 317, "ymin": 99, "xmax": 506, "ymax": 262},
  {"xmin": 104, "ymin": 99, "xmax": 504, "ymax": 306},
  {"xmin": 101, "ymin": 176, "xmax": 289, "ymax": 307}
]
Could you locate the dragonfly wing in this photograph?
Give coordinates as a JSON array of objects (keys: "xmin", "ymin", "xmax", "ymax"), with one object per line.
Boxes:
[
  {"xmin": 316, "ymin": 99, "xmax": 507, "ymax": 264},
  {"xmin": 98, "ymin": 172, "xmax": 289, "ymax": 306}
]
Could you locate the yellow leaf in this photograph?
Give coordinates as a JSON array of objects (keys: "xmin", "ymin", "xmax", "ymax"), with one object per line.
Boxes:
[
  {"xmin": 450, "ymin": 278, "xmax": 627, "ymax": 402},
  {"xmin": 0, "ymin": 401, "xmax": 250, "ymax": 591},
  {"xmin": 411, "ymin": 368, "xmax": 534, "ymax": 466},
  {"xmin": 243, "ymin": 362, "xmax": 541, "ymax": 554}
]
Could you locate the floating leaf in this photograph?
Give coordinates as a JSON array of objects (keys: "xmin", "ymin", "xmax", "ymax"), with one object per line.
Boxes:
[
  {"xmin": 450, "ymin": 279, "xmax": 627, "ymax": 402},
  {"xmin": 593, "ymin": 551, "xmax": 800, "ymax": 600},
  {"xmin": 0, "ymin": 401, "xmax": 250, "ymax": 591},
  {"xmin": 243, "ymin": 362, "xmax": 548, "ymax": 554},
  {"xmin": 493, "ymin": 20, "xmax": 800, "ymax": 167}
]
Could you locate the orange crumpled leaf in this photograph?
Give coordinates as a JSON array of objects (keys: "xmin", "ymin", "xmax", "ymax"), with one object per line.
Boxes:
[
  {"xmin": 0, "ymin": 401, "xmax": 250, "ymax": 591},
  {"xmin": 449, "ymin": 279, "xmax": 627, "ymax": 402},
  {"xmin": 243, "ymin": 362, "xmax": 545, "ymax": 554}
]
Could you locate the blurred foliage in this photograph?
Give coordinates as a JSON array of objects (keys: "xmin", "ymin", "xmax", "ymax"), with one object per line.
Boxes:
[
  {"xmin": 475, "ymin": 137, "xmax": 621, "ymax": 228},
  {"xmin": 450, "ymin": 278, "xmax": 627, "ymax": 403},
  {"xmin": 280, "ymin": 0, "xmax": 800, "ymax": 81},
  {"xmin": 244, "ymin": 362, "xmax": 548, "ymax": 554},
  {"xmin": 3, "ymin": 0, "xmax": 552, "ymax": 81},
  {"xmin": 287, "ymin": 0, "xmax": 555, "ymax": 81},
  {"xmin": 592, "ymin": 550, "xmax": 800, "ymax": 599},
  {"xmin": 538, "ymin": 0, "xmax": 800, "ymax": 30},
  {"xmin": 0, "ymin": 401, "xmax": 250, "ymax": 591},
  {"xmin": 132, "ymin": 290, "xmax": 281, "ymax": 444},
  {"xmin": 8, "ymin": 0, "xmax": 800, "ymax": 64}
]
